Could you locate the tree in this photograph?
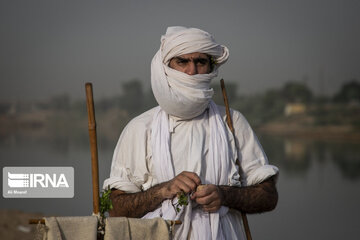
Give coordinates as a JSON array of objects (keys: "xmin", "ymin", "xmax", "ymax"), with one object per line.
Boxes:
[
  {"xmin": 281, "ymin": 81, "xmax": 313, "ymax": 103},
  {"xmin": 333, "ymin": 79, "xmax": 360, "ymax": 103},
  {"xmin": 211, "ymin": 81, "xmax": 238, "ymax": 106},
  {"xmin": 120, "ymin": 79, "xmax": 144, "ymax": 115},
  {"xmin": 50, "ymin": 94, "xmax": 70, "ymax": 111}
]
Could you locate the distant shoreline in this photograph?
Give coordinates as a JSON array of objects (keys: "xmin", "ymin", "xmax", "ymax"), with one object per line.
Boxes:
[
  {"xmin": 256, "ymin": 123, "xmax": 360, "ymax": 142},
  {"xmin": 1, "ymin": 111, "xmax": 360, "ymax": 143}
]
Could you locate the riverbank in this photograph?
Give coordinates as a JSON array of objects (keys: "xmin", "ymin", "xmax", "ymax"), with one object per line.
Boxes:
[
  {"xmin": 257, "ymin": 123, "xmax": 360, "ymax": 142},
  {"xmin": 253, "ymin": 110, "xmax": 360, "ymax": 142},
  {"xmin": 0, "ymin": 209, "xmax": 44, "ymax": 240},
  {"xmin": 1, "ymin": 109, "xmax": 360, "ymax": 143}
]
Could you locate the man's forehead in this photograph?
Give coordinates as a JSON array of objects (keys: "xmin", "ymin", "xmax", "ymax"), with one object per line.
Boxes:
[{"xmin": 175, "ymin": 52, "xmax": 209, "ymax": 59}]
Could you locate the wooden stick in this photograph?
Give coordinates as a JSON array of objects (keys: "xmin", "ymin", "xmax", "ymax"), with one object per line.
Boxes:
[
  {"xmin": 169, "ymin": 220, "xmax": 182, "ymax": 225},
  {"xmin": 29, "ymin": 218, "xmax": 182, "ymax": 225},
  {"xmin": 220, "ymin": 79, "xmax": 252, "ymax": 240},
  {"xmin": 85, "ymin": 82, "xmax": 100, "ymax": 215},
  {"xmin": 29, "ymin": 219, "xmax": 45, "ymax": 224}
]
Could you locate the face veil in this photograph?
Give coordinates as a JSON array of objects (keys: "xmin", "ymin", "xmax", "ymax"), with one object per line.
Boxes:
[{"xmin": 151, "ymin": 26, "xmax": 229, "ymax": 119}]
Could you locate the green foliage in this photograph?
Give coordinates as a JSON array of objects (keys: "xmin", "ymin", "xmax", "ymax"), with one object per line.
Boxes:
[
  {"xmin": 333, "ymin": 79, "xmax": 360, "ymax": 103},
  {"xmin": 281, "ymin": 81, "xmax": 313, "ymax": 103},
  {"xmin": 118, "ymin": 79, "xmax": 157, "ymax": 117},
  {"xmin": 120, "ymin": 79, "xmax": 144, "ymax": 114},
  {"xmin": 174, "ymin": 192, "xmax": 189, "ymax": 213},
  {"xmin": 50, "ymin": 94, "xmax": 71, "ymax": 111},
  {"xmin": 211, "ymin": 81, "xmax": 238, "ymax": 106},
  {"xmin": 309, "ymin": 103, "xmax": 360, "ymax": 126},
  {"xmin": 227, "ymin": 80, "xmax": 314, "ymax": 126},
  {"xmin": 100, "ymin": 186, "xmax": 113, "ymax": 218},
  {"xmin": 4, "ymin": 78, "xmax": 360, "ymax": 142},
  {"xmin": 262, "ymin": 89, "xmax": 286, "ymax": 119}
]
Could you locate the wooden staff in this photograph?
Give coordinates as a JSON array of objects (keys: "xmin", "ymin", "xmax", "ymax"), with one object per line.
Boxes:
[
  {"xmin": 85, "ymin": 82, "xmax": 100, "ymax": 215},
  {"xmin": 29, "ymin": 219, "xmax": 45, "ymax": 224},
  {"xmin": 29, "ymin": 219, "xmax": 182, "ymax": 225},
  {"xmin": 220, "ymin": 79, "xmax": 252, "ymax": 240}
]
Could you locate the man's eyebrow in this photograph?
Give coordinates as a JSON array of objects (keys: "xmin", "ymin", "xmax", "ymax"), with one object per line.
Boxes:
[
  {"xmin": 174, "ymin": 56, "xmax": 209, "ymax": 61},
  {"xmin": 174, "ymin": 56, "xmax": 189, "ymax": 61}
]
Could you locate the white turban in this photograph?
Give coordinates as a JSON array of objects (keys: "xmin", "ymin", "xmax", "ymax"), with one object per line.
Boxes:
[{"xmin": 151, "ymin": 26, "xmax": 229, "ymax": 119}]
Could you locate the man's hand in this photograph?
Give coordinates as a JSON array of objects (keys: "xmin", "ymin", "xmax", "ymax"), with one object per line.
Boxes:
[
  {"xmin": 161, "ymin": 171, "xmax": 201, "ymax": 199},
  {"xmin": 219, "ymin": 175, "xmax": 278, "ymax": 214},
  {"xmin": 190, "ymin": 175, "xmax": 278, "ymax": 214},
  {"xmin": 110, "ymin": 171, "xmax": 201, "ymax": 218},
  {"xmin": 191, "ymin": 184, "xmax": 224, "ymax": 213}
]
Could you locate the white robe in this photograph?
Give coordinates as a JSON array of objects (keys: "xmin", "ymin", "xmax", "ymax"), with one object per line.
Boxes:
[{"xmin": 103, "ymin": 105, "xmax": 278, "ymax": 239}]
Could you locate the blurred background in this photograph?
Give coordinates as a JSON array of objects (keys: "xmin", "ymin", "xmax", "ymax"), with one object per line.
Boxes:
[{"xmin": 1, "ymin": 1, "xmax": 360, "ymax": 239}]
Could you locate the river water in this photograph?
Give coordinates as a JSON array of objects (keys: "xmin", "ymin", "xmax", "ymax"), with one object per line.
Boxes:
[{"xmin": 1, "ymin": 132, "xmax": 359, "ymax": 239}]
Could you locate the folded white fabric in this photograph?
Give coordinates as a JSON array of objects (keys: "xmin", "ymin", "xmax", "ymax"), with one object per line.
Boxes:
[
  {"xmin": 104, "ymin": 217, "xmax": 170, "ymax": 240},
  {"xmin": 143, "ymin": 102, "xmax": 232, "ymax": 240},
  {"xmin": 43, "ymin": 216, "xmax": 98, "ymax": 240},
  {"xmin": 151, "ymin": 26, "xmax": 229, "ymax": 120}
]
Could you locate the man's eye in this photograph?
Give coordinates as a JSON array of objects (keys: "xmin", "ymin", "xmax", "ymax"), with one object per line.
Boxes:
[
  {"xmin": 196, "ymin": 59, "xmax": 209, "ymax": 65},
  {"xmin": 177, "ymin": 59, "xmax": 188, "ymax": 65}
]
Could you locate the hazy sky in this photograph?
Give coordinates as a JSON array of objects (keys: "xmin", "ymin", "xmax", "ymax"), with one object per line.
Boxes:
[{"xmin": 1, "ymin": 0, "xmax": 359, "ymax": 101}]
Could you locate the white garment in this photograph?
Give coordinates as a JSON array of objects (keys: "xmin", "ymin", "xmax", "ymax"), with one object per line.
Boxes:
[
  {"xmin": 106, "ymin": 26, "xmax": 276, "ymax": 240},
  {"xmin": 103, "ymin": 105, "xmax": 279, "ymax": 239},
  {"xmin": 144, "ymin": 101, "xmax": 231, "ymax": 240},
  {"xmin": 150, "ymin": 26, "xmax": 233, "ymax": 239}
]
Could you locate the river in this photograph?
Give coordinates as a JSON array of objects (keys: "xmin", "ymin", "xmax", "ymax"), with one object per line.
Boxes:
[{"xmin": 1, "ymin": 132, "xmax": 359, "ymax": 239}]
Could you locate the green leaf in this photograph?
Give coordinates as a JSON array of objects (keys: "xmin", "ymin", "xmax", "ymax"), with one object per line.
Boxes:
[
  {"xmin": 99, "ymin": 186, "xmax": 113, "ymax": 218},
  {"xmin": 174, "ymin": 192, "xmax": 189, "ymax": 213}
]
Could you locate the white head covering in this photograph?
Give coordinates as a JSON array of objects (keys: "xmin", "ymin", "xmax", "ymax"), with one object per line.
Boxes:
[{"xmin": 151, "ymin": 26, "xmax": 229, "ymax": 119}]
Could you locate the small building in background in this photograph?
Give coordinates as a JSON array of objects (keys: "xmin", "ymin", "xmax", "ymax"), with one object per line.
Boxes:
[{"xmin": 284, "ymin": 103, "xmax": 306, "ymax": 116}]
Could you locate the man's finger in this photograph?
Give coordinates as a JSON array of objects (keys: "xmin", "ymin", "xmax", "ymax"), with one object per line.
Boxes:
[
  {"xmin": 173, "ymin": 178, "xmax": 193, "ymax": 194},
  {"xmin": 176, "ymin": 172, "xmax": 201, "ymax": 192},
  {"xmin": 195, "ymin": 195, "xmax": 213, "ymax": 205},
  {"xmin": 179, "ymin": 171, "xmax": 201, "ymax": 185},
  {"xmin": 192, "ymin": 184, "xmax": 215, "ymax": 199}
]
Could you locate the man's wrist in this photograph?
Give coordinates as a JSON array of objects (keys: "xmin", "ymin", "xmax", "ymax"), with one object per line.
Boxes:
[{"xmin": 218, "ymin": 185, "xmax": 230, "ymax": 206}]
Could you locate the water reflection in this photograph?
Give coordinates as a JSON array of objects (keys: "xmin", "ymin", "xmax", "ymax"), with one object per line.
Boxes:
[
  {"xmin": 2, "ymin": 132, "xmax": 360, "ymax": 186},
  {"xmin": 1, "ymin": 132, "xmax": 360, "ymax": 239},
  {"xmin": 259, "ymin": 134, "xmax": 360, "ymax": 179},
  {"xmin": 331, "ymin": 142, "xmax": 360, "ymax": 180}
]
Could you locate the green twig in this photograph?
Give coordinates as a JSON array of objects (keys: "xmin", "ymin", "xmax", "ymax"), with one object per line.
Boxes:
[
  {"xmin": 100, "ymin": 186, "xmax": 113, "ymax": 218},
  {"xmin": 173, "ymin": 192, "xmax": 189, "ymax": 213}
]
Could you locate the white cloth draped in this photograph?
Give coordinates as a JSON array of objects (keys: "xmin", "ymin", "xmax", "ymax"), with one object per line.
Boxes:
[
  {"xmin": 151, "ymin": 26, "xmax": 229, "ymax": 120},
  {"xmin": 160, "ymin": 26, "xmax": 229, "ymax": 65},
  {"xmin": 142, "ymin": 101, "xmax": 232, "ymax": 239},
  {"xmin": 103, "ymin": 106, "xmax": 279, "ymax": 239}
]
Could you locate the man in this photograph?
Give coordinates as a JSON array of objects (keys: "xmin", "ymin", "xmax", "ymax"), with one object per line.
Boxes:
[{"xmin": 103, "ymin": 26, "xmax": 279, "ymax": 239}]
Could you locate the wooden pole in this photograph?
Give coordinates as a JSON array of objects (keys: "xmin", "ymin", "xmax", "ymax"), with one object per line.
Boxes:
[
  {"xmin": 29, "ymin": 219, "xmax": 45, "ymax": 224},
  {"xmin": 85, "ymin": 82, "xmax": 100, "ymax": 215},
  {"xmin": 220, "ymin": 79, "xmax": 252, "ymax": 240},
  {"xmin": 29, "ymin": 218, "xmax": 182, "ymax": 225}
]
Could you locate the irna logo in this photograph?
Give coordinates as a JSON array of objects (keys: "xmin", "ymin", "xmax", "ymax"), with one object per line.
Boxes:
[
  {"xmin": 8, "ymin": 172, "xmax": 69, "ymax": 188},
  {"xmin": 3, "ymin": 167, "xmax": 74, "ymax": 198}
]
